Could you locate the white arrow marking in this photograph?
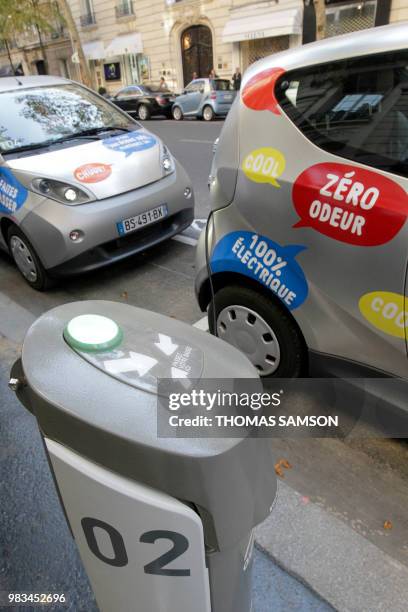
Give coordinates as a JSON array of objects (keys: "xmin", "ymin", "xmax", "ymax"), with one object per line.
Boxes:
[
  {"xmin": 155, "ymin": 333, "xmax": 178, "ymax": 356},
  {"xmin": 104, "ymin": 352, "xmax": 158, "ymax": 377}
]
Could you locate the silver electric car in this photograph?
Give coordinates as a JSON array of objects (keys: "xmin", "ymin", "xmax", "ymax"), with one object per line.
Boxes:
[
  {"xmin": 172, "ymin": 79, "xmax": 236, "ymax": 121},
  {"xmin": 0, "ymin": 76, "xmax": 194, "ymax": 290},
  {"xmin": 195, "ymin": 23, "xmax": 408, "ymax": 389}
]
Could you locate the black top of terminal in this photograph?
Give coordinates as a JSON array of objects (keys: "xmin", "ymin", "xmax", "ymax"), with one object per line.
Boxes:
[{"xmin": 18, "ymin": 300, "xmax": 276, "ymax": 549}]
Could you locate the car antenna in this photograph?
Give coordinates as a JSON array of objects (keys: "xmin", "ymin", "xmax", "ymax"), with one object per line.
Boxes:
[{"xmin": 15, "ymin": 76, "xmax": 23, "ymax": 86}]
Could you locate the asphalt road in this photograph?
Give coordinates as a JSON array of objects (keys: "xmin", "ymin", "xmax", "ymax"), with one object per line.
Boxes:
[
  {"xmin": 145, "ymin": 117, "xmax": 222, "ymax": 219},
  {"xmin": 0, "ymin": 118, "xmax": 334, "ymax": 611}
]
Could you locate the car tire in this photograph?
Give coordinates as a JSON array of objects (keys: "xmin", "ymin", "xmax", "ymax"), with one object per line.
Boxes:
[
  {"xmin": 138, "ymin": 104, "xmax": 150, "ymax": 120},
  {"xmin": 7, "ymin": 226, "xmax": 53, "ymax": 291},
  {"xmin": 203, "ymin": 105, "xmax": 214, "ymax": 121},
  {"xmin": 172, "ymin": 106, "xmax": 183, "ymax": 121},
  {"xmin": 208, "ymin": 285, "xmax": 307, "ymax": 377}
]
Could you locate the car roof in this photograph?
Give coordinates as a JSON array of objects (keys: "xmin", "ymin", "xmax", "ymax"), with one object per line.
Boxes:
[
  {"xmin": 0, "ymin": 75, "xmax": 72, "ymax": 92},
  {"xmin": 243, "ymin": 22, "xmax": 408, "ymax": 84}
]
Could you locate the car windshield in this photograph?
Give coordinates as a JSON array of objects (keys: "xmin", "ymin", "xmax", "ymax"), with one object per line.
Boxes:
[
  {"xmin": 211, "ymin": 79, "xmax": 232, "ymax": 91},
  {"xmin": 0, "ymin": 83, "xmax": 137, "ymax": 154}
]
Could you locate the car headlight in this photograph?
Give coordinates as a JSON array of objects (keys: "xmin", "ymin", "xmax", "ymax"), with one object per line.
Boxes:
[
  {"xmin": 31, "ymin": 178, "xmax": 93, "ymax": 205},
  {"xmin": 161, "ymin": 144, "xmax": 175, "ymax": 176}
]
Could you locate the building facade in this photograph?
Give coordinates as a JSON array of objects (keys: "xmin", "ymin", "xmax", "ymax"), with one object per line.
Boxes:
[{"xmin": 0, "ymin": 0, "xmax": 405, "ymax": 92}]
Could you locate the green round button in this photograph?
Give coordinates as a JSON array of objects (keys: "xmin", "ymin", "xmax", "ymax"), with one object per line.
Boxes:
[{"xmin": 64, "ymin": 314, "xmax": 123, "ymax": 352}]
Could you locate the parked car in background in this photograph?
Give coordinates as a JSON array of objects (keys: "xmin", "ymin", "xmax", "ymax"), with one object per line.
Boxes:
[
  {"xmin": 111, "ymin": 85, "xmax": 175, "ymax": 120},
  {"xmin": 172, "ymin": 79, "xmax": 236, "ymax": 121},
  {"xmin": 0, "ymin": 76, "xmax": 194, "ymax": 290}
]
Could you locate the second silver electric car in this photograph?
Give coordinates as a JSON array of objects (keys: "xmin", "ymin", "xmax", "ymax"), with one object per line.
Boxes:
[{"xmin": 0, "ymin": 76, "xmax": 194, "ymax": 290}]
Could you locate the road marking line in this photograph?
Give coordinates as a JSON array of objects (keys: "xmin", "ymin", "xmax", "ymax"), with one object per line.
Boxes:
[
  {"xmin": 172, "ymin": 234, "xmax": 198, "ymax": 246},
  {"xmin": 179, "ymin": 139, "xmax": 214, "ymax": 144},
  {"xmin": 193, "ymin": 316, "xmax": 209, "ymax": 331}
]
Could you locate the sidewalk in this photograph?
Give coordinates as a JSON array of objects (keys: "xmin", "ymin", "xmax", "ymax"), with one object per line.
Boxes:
[{"xmin": 256, "ymin": 481, "xmax": 408, "ymax": 612}]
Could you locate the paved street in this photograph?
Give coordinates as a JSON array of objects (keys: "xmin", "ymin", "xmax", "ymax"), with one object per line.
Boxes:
[{"xmin": 1, "ymin": 117, "xmax": 408, "ymax": 611}]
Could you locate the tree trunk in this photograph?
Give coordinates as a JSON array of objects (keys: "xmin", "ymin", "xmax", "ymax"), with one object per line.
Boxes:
[
  {"xmin": 35, "ymin": 24, "xmax": 48, "ymax": 72},
  {"xmin": 31, "ymin": 0, "xmax": 47, "ymax": 69},
  {"xmin": 314, "ymin": 0, "xmax": 326, "ymax": 40},
  {"xmin": 57, "ymin": 0, "xmax": 92, "ymax": 88},
  {"xmin": 4, "ymin": 39, "xmax": 15, "ymax": 75}
]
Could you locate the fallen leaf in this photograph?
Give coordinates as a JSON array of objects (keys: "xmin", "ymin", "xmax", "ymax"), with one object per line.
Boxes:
[
  {"xmin": 383, "ymin": 520, "xmax": 393, "ymax": 530},
  {"xmin": 274, "ymin": 462, "xmax": 284, "ymax": 477},
  {"xmin": 274, "ymin": 458, "xmax": 293, "ymax": 478}
]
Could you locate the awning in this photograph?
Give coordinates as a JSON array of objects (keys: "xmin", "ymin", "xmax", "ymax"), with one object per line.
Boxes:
[
  {"xmin": 82, "ymin": 40, "xmax": 105, "ymax": 60},
  {"xmin": 222, "ymin": 5, "xmax": 303, "ymax": 43},
  {"xmin": 105, "ymin": 33, "xmax": 143, "ymax": 57}
]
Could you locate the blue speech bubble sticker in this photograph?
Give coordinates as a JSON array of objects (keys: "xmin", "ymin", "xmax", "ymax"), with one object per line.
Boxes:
[
  {"xmin": 0, "ymin": 167, "xmax": 28, "ymax": 215},
  {"xmin": 211, "ymin": 231, "xmax": 308, "ymax": 310},
  {"xmin": 103, "ymin": 130, "xmax": 157, "ymax": 157}
]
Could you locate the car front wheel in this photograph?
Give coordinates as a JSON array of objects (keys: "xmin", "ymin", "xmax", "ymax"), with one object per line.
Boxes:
[
  {"xmin": 203, "ymin": 105, "xmax": 214, "ymax": 121},
  {"xmin": 208, "ymin": 285, "xmax": 306, "ymax": 377},
  {"xmin": 8, "ymin": 226, "xmax": 52, "ymax": 291},
  {"xmin": 172, "ymin": 106, "xmax": 183, "ymax": 121},
  {"xmin": 138, "ymin": 104, "xmax": 150, "ymax": 120}
]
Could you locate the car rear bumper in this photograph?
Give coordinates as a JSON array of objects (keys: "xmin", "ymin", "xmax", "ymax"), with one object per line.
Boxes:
[{"xmin": 213, "ymin": 102, "xmax": 233, "ymax": 115}]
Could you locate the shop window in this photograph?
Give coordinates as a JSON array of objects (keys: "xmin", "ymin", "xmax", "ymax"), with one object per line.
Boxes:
[
  {"xmin": 241, "ymin": 36, "xmax": 289, "ymax": 69},
  {"xmin": 276, "ymin": 50, "xmax": 408, "ymax": 178},
  {"xmin": 325, "ymin": 1, "xmax": 377, "ymax": 37}
]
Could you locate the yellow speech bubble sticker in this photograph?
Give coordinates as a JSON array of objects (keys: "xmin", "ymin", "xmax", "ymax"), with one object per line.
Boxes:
[
  {"xmin": 242, "ymin": 147, "xmax": 286, "ymax": 188},
  {"xmin": 359, "ymin": 291, "xmax": 407, "ymax": 339}
]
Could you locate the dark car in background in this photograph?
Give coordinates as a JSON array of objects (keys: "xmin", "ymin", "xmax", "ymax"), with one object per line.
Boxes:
[{"xmin": 111, "ymin": 85, "xmax": 175, "ymax": 120}]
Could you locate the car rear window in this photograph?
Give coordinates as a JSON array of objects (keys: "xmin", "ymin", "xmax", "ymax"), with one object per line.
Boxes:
[
  {"xmin": 0, "ymin": 83, "xmax": 136, "ymax": 154},
  {"xmin": 211, "ymin": 80, "xmax": 232, "ymax": 91},
  {"xmin": 275, "ymin": 50, "xmax": 408, "ymax": 178}
]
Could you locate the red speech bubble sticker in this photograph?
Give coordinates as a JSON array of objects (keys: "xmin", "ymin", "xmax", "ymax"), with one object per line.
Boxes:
[
  {"xmin": 292, "ymin": 162, "xmax": 408, "ymax": 246},
  {"xmin": 74, "ymin": 163, "xmax": 112, "ymax": 183},
  {"xmin": 241, "ymin": 67, "xmax": 286, "ymax": 115}
]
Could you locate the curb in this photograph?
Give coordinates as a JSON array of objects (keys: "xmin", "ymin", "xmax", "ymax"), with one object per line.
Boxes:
[{"xmin": 255, "ymin": 480, "xmax": 408, "ymax": 612}]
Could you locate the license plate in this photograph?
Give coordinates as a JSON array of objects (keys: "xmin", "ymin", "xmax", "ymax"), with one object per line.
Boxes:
[
  {"xmin": 117, "ymin": 204, "xmax": 168, "ymax": 236},
  {"xmin": 223, "ymin": 94, "xmax": 233, "ymax": 101}
]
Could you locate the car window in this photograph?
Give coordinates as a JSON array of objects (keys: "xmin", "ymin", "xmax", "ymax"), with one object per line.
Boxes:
[
  {"xmin": 185, "ymin": 82, "xmax": 198, "ymax": 93},
  {"xmin": 117, "ymin": 87, "xmax": 139, "ymax": 98},
  {"xmin": 211, "ymin": 80, "xmax": 231, "ymax": 91},
  {"xmin": 275, "ymin": 50, "xmax": 408, "ymax": 178},
  {"xmin": 0, "ymin": 83, "xmax": 137, "ymax": 154}
]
